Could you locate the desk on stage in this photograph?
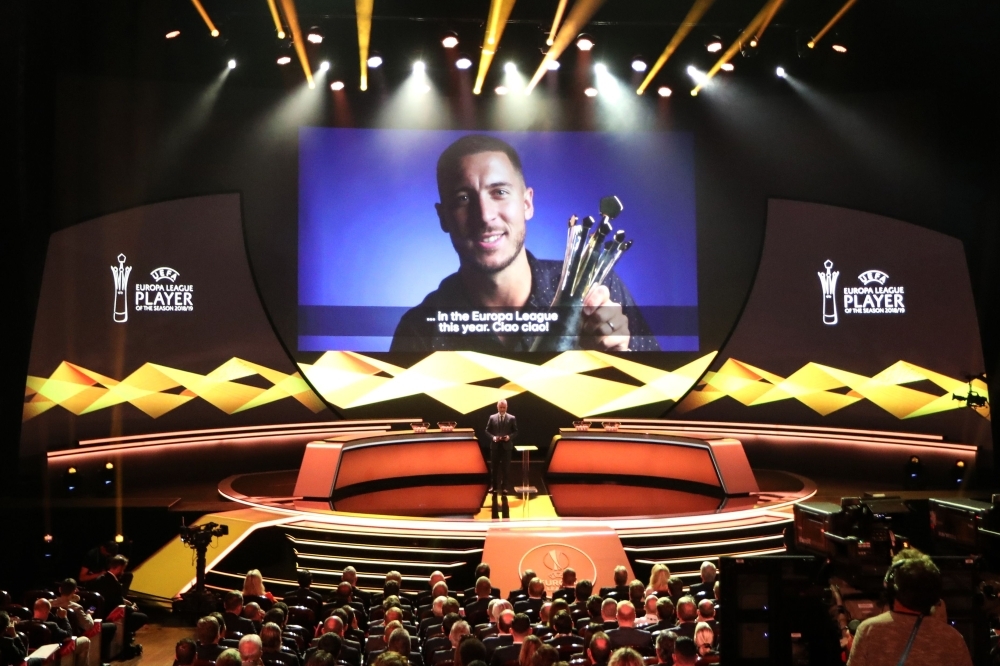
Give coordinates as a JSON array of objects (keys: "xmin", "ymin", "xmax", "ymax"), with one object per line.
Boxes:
[
  {"xmin": 293, "ymin": 428, "xmax": 487, "ymax": 500},
  {"xmin": 546, "ymin": 428, "xmax": 759, "ymax": 495}
]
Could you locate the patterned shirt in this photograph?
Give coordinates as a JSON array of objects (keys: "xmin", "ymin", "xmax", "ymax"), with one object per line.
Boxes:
[{"xmin": 847, "ymin": 611, "xmax": 972, "ymax": 666}]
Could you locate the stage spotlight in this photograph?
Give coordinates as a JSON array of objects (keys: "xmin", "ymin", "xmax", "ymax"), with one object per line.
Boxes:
[
  {"xmin": 686, "ymin": 65, "xmax": 707, "ymax": 84},
  {"xmin": 63, "ymin": 467, "xmax": 78, "ymax": 493},
  {"xmin": 367, "ymin": 52, "xmax": 383, "ymax": 69},
  {"xmin": 504, "ymin": 61, "xmax": 517, "ymax": 74},
  {"xmin": 905, "ymin": 455, "xmax": 924, "ymax": 489},
  {"xmin": 953, "ymin": 460, "xmax": 967, "ymax": 487},
  {"xmin": 546, "ymin": 59, "xmax": 561, "ymax": 71},
  {"xmin": 413, "ymin": 61, "xmax": 426, "ymax": 73},
  {"xmin": 750, "ymin": 38, "xmax": 758, "ymax": 47},
  {"xmin": 306, "ymin": 27, "xmax": 323, "ymax": 44},
  {"xmin": 721, "ymin": 62, "xmax": 734, "ymax": 71},
  {"xmin": 211, "ymin": 29, "xmax": 219, "ymax": 37},
  {"xmin": 442, "ymin": 31, "xmax": 459, "ymax": 49},
  {"xmin": 495, "ymin": 85, "xmax": 509, "ymax": 95},
  {"xmin": 319, "ymin": 61, "xmax": 330, "ymax": 72},
  {"xmin": 165, "ymin": 30, "xmax": 181, "ymax": 39},
  {"xmin": 330, "ymin": 80, "xmax": 345, "ymax": 91},
  {"xmin": 832, "ymin": 43, "xmax": 848, "ymax": 53},
  {"xmin": 456, "ymin": 54, "xmax": 473, "ymax": 69},
  {"xmin": 576, "ymin": 34, "xmax": 595, "ymax": 51},
  {"xmin": 584, "ymin": 87, "xmax": 598, "ymax": 97},
  {"xmin": 228, "ymin": 59, "xmax": 237, "ymax": 69},
  {"xmin": 657, "ymin": 86, "xmax": 672, "ymax": 97},
  {"xmin": 114, "ymin": 534, "xmax": 125, "ymax": 544},
  {"xmin": 277, "ymin": 56, "xmax": 292, "ymax": 65},
  {"xmin": 631, "ymin": 56, "xmax": 647, "ymax": 72},
  {"xmin": 43, "ymin": 534, "xmax": 55, "ymax": 560},
  {"xmin": 776, "ymin": 66, "xmax": 787, "ymax": 78},
  {"xmin": 706, "ymin": 35, "xmax": 723, "ymax": 53},
  {"xmin": 594, "ymin": 62, "xmax": 607, "ymax": 75},
  {"xmin": 101, "ymin": 461, "xmax": 115, "ymax": 489}
]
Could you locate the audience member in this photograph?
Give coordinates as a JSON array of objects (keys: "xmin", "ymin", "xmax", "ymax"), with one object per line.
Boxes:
[
  {"xmin": 490, "ymin": 613, "xmax": 532, "ymax": 666},
  {"xmin": 342, "ymin": 566, "xmax": 371, "ymax": 606},
  {"xmin": 693, "ymin": 623, "xmax": 716, "ymax": 661},
  {"xmin": 244, "ymin": 602, "xmax": 264, "ymax": 632},
  {"xmin": 509, "ymin": 572, "xmax": 536, "ymax": 602},
  {"xmin": 467, "ymin": 576, "xmax": 497, "ymax": 621},
  {"xmin": 517, "ymin": 635, "xmax": 542, "ymax": 666},
  {"xmin": 670, "ymin": 638, "xmax": 697, "ymax": 666},
  {"xmin": 30, "ymin": 597, "xmax": 90, "ymax": 666},
  {"xmin": 217, "ymin": 647, "xmax": 242, "ymax": 666},
  {"xmin": 196, "ymin": 615, "xmax": 226, "ymax": 661},
  {"xmin": 608, "ymin": 646, "xmax": 643, "ymax": 666},
  {"xmin": 587, "ymin": 632, "xmax": 612, "ymax": 666},
  {"xmin": 627, "ymin": 581, "xmax": 645, "ymax": 614},
  {"xmin": 244, "ymin": 569, "xmax": 275, "ymax": 604},
  {"xmin": 483, "ymin": 609, "xmax": 515, "ymax": 658},
  {"xmin": 634, "ymin": 595, "xmax": 659, "ymax": 628},
  {"xmin": 175, "ymin": 636, "xmax": 197, "ymax": 665},
  {"xmin": 386, "ymin": 627, "xmax": 422, "ymax": 666},
  {"xmin": 688, "ymin": 564, "xmax": 716, "ymax": 601},
  {"xmin": 1, "ymin": 611, "xmax": 28, "ymax": 666},
  {"xmin": 569, "ymin": 580, "xmax": 593, "ymax": 617},
  {"xmin": 649, "ymin": 598, "xmax": 676, "ymax": 634},
  {"xmin": 599, "ymin": 599, "xmax": 619, "ymax": 631},
  {"xmin": 305, "ymin": 650, "xmax": 335, "ymax": 666},
  {"xmin": 847, "ymin": 550, "xmax": 972, "ymax": 666},
  {"xmin": 607, "ymin": 601, "xmax": 652, "ymax": 652},
  {"xmin": 79, "ymin": 540, "xmax": 118, "ymax": 583},
  {"xmin": 654, "ymin": 631, "xmax": 676, "ymax": 665},
  {"xmin": 666, "ymin": 579, "xmax": 685, "ymax": 606},
  {"xmin": 552, "ymin": 569, "xmax": 577, "ymax": 602},
  {"xmin": 528, "ymin": 643, "xmax": 557, "ymax": 666},
  {"xmin": 672, "ymin": 598, "xmax": 698, "ymax": 641},
  {"xmin": 695, "ymin": 601, "xmax": 717, "ymax": 642},
  {"xmin": 225, "ymin": 592, "xmax": 258, "ymax": 636},
  {"xmin": 53, "ymin": 577, "xmax": 118, "ymax": 654},
  {"xmin": 239, "ymin": 633, "xmax": 264, "ymax": 665},
  {"xmin": 91, "ymin": 553, "xmax": 147, "ymax": 653},
  {"xmin": 286, "ymin": 570, "xmax": 325, "ymax": 607},
  {"xmin": 602, "ymin": 567, "xmax": 629, "ymax": 599},
  {"xmin": 374, "ymin": 651, "xmax": 408, "ymax": 666},
  {"xmin": 457, "ymin": 636, "xmax": 488, "ymax": 666}
]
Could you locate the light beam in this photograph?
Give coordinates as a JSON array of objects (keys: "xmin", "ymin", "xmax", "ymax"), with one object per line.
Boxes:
[
  {"xmin": 691, "ymin": 0, "xmax": 786, "ymax": 96},
  {"xmin": 189, "ymin": 0, "xmax": 220, "ymax": 37},
  {"xmin": 356, "ymin": 0, "xmax": 374, "ymax": 91},
  {"xmin": 474, "ymin": 0, "xmax": 518, "ymax": 95},
  {"xmin": 808, "ymin": 0, "xmax": 860, "ymax": 48},
  {"xmin": 278, "ymin": 0, "xmax": 316, "ymax": 88},
  {"xmin": 526, "ymin": 0, "xmax": 609, "ymax": 95},
  {"xmin": 265, "ymin": 0, "xmax": 286, "ymax": 38},
  {"xmin": 547, "ymin": 0, "xmax": 570, "ymax": 46},
  {"xmin": 636, "ymin": 0, "xmax": 717, "ymax": 95}
]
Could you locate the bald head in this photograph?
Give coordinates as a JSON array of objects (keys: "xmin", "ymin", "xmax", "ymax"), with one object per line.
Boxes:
[{"xmin": 616, "ymin": 601, "xmax": 636, "ymax": 627}]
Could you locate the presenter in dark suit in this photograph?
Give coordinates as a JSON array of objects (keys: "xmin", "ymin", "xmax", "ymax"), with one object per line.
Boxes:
[{"xmin": 485, "ymin": 399, "xmax": 518, "ymax": 494}]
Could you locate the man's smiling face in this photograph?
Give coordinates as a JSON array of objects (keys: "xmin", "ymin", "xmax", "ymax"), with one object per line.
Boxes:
[{"xmin": 437, "ymin": 151, "xmax": 534, "ymax": 275}]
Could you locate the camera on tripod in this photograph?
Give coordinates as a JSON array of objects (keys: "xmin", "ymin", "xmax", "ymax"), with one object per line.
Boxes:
[{"xmin": 179, "ymin": 521, "xmax": 229, "ymax": 549}]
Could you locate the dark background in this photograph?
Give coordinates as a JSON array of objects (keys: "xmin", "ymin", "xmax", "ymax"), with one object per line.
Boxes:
[{"xmin": 3, "ymin": 1, "xmax": 998, "ymax": 495}]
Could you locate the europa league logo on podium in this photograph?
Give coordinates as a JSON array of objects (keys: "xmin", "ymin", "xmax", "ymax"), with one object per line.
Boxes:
[
  {"xmin": 817, "ymin": 259, "xmax": 839, "ymax": 326},
  {"xmin": 111, "ymin": 253, "xmax": 132, "ymax": 323}
]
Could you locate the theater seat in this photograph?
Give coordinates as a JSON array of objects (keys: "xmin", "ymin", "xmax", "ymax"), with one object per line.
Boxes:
[
  {"xmin": 15, "ymin": 620, "xmax": 52, "ymax": 650},
  {"xmin": 244, "ymin": 595, "xmax": 274, "ymax": 611},
  {"xmin": 287, "ymin": 605, "xmax": 316, "ymax": 630}
]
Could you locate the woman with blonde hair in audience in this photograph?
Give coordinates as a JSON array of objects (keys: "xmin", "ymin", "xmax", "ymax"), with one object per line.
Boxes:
[
  {"xmin": 518, "ymin": 635, "xmax": 543, "ymax": 666},
  {"xmin": 694, "ymin": 622, "xmax": 718, "ymax": 663},
  {"xmin": 647, "ymin": 564, "xmax": 671, "ymax": 595},
  {"xmin": 243, "ymin": 569, "xmax": 275, "ymax": 603},
  {"xmin": 608, "ymin": 647, "xmax": 644, "ymax": 666}
]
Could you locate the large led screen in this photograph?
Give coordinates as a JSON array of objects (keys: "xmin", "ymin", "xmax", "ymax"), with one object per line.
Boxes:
[{"xmin": 298, "ymin": 129, "xmax": 698, "ymax": 354}]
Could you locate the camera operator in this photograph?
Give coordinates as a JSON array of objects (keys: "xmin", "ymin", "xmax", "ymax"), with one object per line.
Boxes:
[{"xmin": 847, "ymin": 549, "xmax": 971, "ymax": 665}]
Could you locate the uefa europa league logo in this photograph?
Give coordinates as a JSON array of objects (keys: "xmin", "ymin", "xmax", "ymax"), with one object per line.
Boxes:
[
  {"xmin": 111, "ymin": 253, "xmax": 132, "ymax": 323},
  {"xmin": 817, "ymin": 259, "xmax": 839, "ymax": 325}
]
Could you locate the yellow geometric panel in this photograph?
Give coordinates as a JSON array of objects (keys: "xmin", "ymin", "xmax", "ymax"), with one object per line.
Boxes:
[
  {"xmin": 23, "ymin": 358, "xmax": 327, "ymax": 422},
  {"xmin": 676, "ymin": 358, "xmax": 991, "ymax": 422}
]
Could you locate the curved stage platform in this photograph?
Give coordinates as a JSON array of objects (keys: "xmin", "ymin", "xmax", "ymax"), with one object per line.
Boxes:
[{"xmin": 117, "ymin": 420, "xmax": 827, "ymax": 605}]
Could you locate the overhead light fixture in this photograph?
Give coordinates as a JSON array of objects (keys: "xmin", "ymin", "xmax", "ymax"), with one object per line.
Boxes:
[
  {"xmin": 330, "ymin": 80, "xmax": 345, "ymax": 91},
  {"xmin": 749, "ymin": 38, "xmax": 758, "ymax": 47},
  {"xmin": 584, "ymin": 87, "xmax": 598, "ymax": 97},
  {"xmin": 413, "ymin": 61, "xmax": 426, "ymax": 73},
  {"xmin": 165, "ymin": 30, "xmax": 181, "ymax": 39},
  {"xmin": 319, "ymin": 61, "xmax": 330, "ymax": 72},
  {"xmin": 442, "ymin": 31, "xmax": 459, "ymax": 49},
  {"xmin": 495, "ymin": 85, "xmax": 509, "ymax": 95},
  {"xmin": 576, "ymin": 34, "xmax": 595, "ymax": 51},
  {"xmin": 657, "ymin": 86, "xmax": 672, "ymax": 97},
  {"xmin": 277, "ymin": 56, "xmax": 292, "ymax": 65},
  {"xmin": 546, "ymin": 59, "xmax": 560, "ymax": 71},
  {"xmin": 306, "ymin": 27, "xmax": 323, "ymax": 44},
  {"xmin": 455, "ymin": 54, "xmax": 473, "ymax": 70},
  {"xmin": 211, "ymin": 29, "xmax": 220, "ymax": 38},
  {"xmin": 775, "ymin": 66, "xmax": 786, "ymax": 78},
  {"xmin": 504, "ymin": 62, "xmax": 517, "ymax": 74},
  {"xmin": 63, "ymin": 467, "xmax": 78, "ymax": 493},
  {"xmin": 831, "ymin": 43, "xmax": 847, "ymax": 53},
  {"xmin": 228, "ymin": 59, "xmax": 237, "ymax": 69},
  {"xmin": 631, "ymin": 56, "xmax": 647, "ymax": 72},
  {"xmin": 706, "ymin": 35, "xmax": 723, "ymax": 53},
  {"xmin": 720, "ymin": 62, "xmax": 734, "ymax": 71},
  {"xmin": 367, "ymin": 53, "xmax": 383, "ymax": 69}
]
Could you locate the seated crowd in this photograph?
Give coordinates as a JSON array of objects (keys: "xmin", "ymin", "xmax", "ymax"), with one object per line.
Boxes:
[
  {"xmin": 1, "ymin": 540, "xmax": 146, "ymax": 665},
  {"xmin": 169, "ymin": 560, "xmax": 721, "ymax": 666}
]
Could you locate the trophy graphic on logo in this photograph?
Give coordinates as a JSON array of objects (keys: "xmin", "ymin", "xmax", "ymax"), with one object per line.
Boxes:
[
  {"xmin": 111, "ymin": 253, "xmax": 132, "ymax": 323},
  {"xmin": 818, "ymin": 259, "xmax": 839, "ymax": 325}
]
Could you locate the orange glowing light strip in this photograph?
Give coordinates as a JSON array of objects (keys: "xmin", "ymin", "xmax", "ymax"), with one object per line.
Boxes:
[
  {"xmin": 189, "ymin": 0, "xmax": 220, "ymax": 36},
  {"xmin": 546, "ymin": 0, "xmax": 570, "ymax": 46},
  {"xmin": 473, "ymin": 0, "xmax": 518, "ymax": 95},
  {"xmin": 624, "ymin": 533, "xmax": 784, "ymax": 552},
  {"xmin": 808, "ymin": 0, "xmax": 860, "ymax": 48},
  {"xmin": 635, "ymin": 547, "xmax": 788, "ymax": 565},
  {"xmin": 526, "ymin": 0, "xmax": 609, "ymax": 94},
  {"xmin": 277, "ymin": 0, "xmax": 315, "ymax": 88},
  {"xmin": 77, "ymin": 419, "xmax": 414, "ymax": 446},
  {"xmin": 636, "ymin": 0, "xmax": 717, "ymax": 95},
  {"xmin": 265, "ymin": 0, "xmax": 286, "ymax": 38},
  {"xmin": 613, "ymin": 419, "xmax": 946, "ymax": 441},
  {"xmin": 692, "ymin": 0, "xmax": 786, "ymax": 96},
  {"xmin": 356, "ymin": 0, "xmax": 373, "ymax": 90},
  {"xmin": 287, "ymin": 536, "xmax": 483, "ymax": 554}
]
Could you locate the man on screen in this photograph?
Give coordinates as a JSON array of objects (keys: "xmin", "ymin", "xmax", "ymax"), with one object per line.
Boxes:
[{"xmin": 390, "ymin": 134, "xmax": 658, "ymax": 352}]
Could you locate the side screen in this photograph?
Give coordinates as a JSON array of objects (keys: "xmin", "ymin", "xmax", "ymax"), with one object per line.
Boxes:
[{"xmin": 298, "ymin": 129, "xmax": 698, "ymax": 353}]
